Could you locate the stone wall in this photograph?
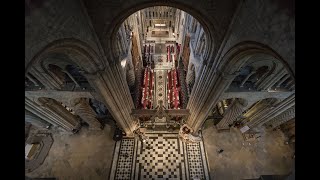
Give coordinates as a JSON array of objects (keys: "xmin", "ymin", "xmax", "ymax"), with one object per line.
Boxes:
[
  {"xmin": 219, "ymin": 0, "xmax": 295, "ymax": 74},
  {"xmin": 25, "ymin": 0, "xmax": 102, "ymax": 69}
]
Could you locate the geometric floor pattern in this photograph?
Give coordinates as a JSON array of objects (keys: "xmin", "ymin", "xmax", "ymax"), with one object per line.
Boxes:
[
  {"xmin": 113, "ymin": 139, "xmax": 135, "ymax": 180},
  {"xmin": 154, "ymin": 70, "xmax": 167, "ymax": 108},
  {"xmin": 109, "ymin": 133, "xmax": 210, "ymax": 180}
]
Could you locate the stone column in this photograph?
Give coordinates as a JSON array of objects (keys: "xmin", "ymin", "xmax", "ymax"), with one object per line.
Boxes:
[
  {"xmin": 244, "ymin": 100, "xmax": 272, "ymax": 121},
  {"xmin": 216, "ymin": 99, "xmax": 247, "ymax": 130},
  {"xmin": 264, "ymin": 72, "xmax": 287, "ymax": 90},
  {"xmin": 126, "ymin": 51, "xmax": 135, "ymax": 87},
  {"xmin": 85, "ymin": 63, "xmax": 137, "ymax": 136},
  {"xmin": 26, "ymin": 74, "xmax": 39, "ymax": 86},
  {"xmin": 134, "ymin": 61, "xmax": 143, "ymax": 108},
  {"xmin": 257, "ymin": 69, "xmax": 286, "ymax": 90},
  {"xmin": 117, "ymin": 36, "xmax": 123, "ymax": 57},
  {"xmin": 186, "ymin": 62, "xmax": 196, "ymax": 94},
  {"xmin": 25, "ymin": 97, "xmax": 80, "ymax": 132},
  {"xmin": 247, "ymin": 93, "xmax": 295, "ymax": 128},
  {"xmin": 275, "ymin": 74, "xmax": 290, "ymax": 88},
  {"xmin": 186, "ymin": 68, "xmax": 195, "ymax": 86},
  {"xmin": 29, "ymin": 66, "xmax": 63, "ymax": 90},
  {"xmin": 26, "ymin": 97, "xmax": 58, "ymax": 127},
  {"xmin": 265, "ymin": 105, "xmax": 295, "ymax": 128},
  {"xmin": 73, "ymin": 98, "xmax": 103, "ymax": 130},
  {"xmin": 120, "ymin": 24, "xmax": 128, "ymax": 52},
  {"xmin": 39, "ymin": 98, "xmax": 81, "ymax": 131},
  {"xmin": 25, "ymin": 110, "xmax": 51, "ymax": 128},
  {"xmin": 254, "ymin": 70, "xmax": 269, "ymax": 88},
  {"xmin": 178, "ymin": 58, "xmax": 188, "ymax": 108},
  {"xmin": 240, "ymin": 71, "xmax": 255, "ymax": 87},
  {"xmin": 217, "ymin": 101, "xmax": 224, "ymax": 115},
  {"xmin": 126, "ymin": 68, "xmax": 135, "ymax": 87},
  {"xmin": 186, "ymin": 66, "xmax": 239, "ymax": 134}
]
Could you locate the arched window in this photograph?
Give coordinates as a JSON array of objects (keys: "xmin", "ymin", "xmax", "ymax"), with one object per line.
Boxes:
[{"xmin": 65, "ymin": 64, "xmax": 90, "ymax": 89}]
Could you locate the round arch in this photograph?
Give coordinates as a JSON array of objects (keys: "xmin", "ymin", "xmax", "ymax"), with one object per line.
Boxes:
[
  {"xmin": 103, "ymin": 2, "xmax": 217, "ymax": 65},
  {"xmin": 25, "ymin": 38, "xmax": 105, "ymax": 75},
  {"xmin": 218, "ymin": 41, "xmax": 295, "ymax": 79},
  {"xmin": 187, "ymin": 41, "xmax": 295, "ymax": 133}
]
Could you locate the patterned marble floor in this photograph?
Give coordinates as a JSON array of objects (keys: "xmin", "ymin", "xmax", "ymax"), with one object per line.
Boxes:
[
  {"xmin": 109, "ymin": 133, "xmax": 210, "ymax": 180},
  {"xmin": 154, "ymin": 70, "xmax": 167, "ymax": 108}
]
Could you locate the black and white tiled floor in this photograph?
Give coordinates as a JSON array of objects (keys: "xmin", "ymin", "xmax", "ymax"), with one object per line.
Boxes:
[{"xmin": 109, "ymin": 133, "xmax": 210, "ymax": 180}]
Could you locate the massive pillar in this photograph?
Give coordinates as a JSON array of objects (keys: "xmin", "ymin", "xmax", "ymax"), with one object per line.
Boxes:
[
  {"xmin": 186, "ymin": 68, "xmax": 195, "ymax": 86},
  {"xmin": 25, "ymin": 110, "xmax": 51, "ymax": 128},
  {"xmin": 178, "ymin": 58, "xmax": 189, "ymax": 108},
  {"xmin": 216, "ymin": 99, "xmax": 247, "ymax": 130},
  {"xmin": 25, "ymin": 97, "xmax": 80, "ymax": 132},
  {"xmin": 73, "ymin": 98, "xmax": 103, "ymax": 130},
  {"xmin": 126, "ymin": 51, "xmax": 136, "ymax": 87},
  {"xmin": 85, "ymin": 63, "xmax": 137, "ymax": 136},
  {"xmin": 126, "ymin": 68, "xmax": 135, "ymax": 87},
  {"xmin": 134, "ymin": 61, "xmax": 143, "ymax": 108},
  {"xmin": 265, "ymin": 105, "xmax": 295, "ymax": 128},
  {"xmin": 186, "ymin": 65, "xmax": 239, "ymax": 134},
  {"xmin": 247, "ymin": 93, "xmax": 295, "ymax": 128}
]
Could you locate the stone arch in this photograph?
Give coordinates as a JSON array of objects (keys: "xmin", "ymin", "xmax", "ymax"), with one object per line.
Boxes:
[
  {"xmin": 204, "ymin": 97, "xmax": 248, "ymax": 130},
  {"xmin": 242, "ymin": 98, "xmax": 279, "ymax": 127},
  {"xmin": 186, "ymin": 63, "xmax": 196, "ymax": 86},
  {"xmin": 218, "ymin": 41, "xmax": 295, "ymax": 79},
  {"xmin": 229, "ymin": 55, "xmax": 281, "ymax": 90},
  {"xmin": 25, "ymin": 38, "xmax": 105, "ymax": 90},
  {"xmin": 38, "ymin": 97, "xmax": 75, "ymax": 114},
  {"xmin": 36, "ymin": 97, "xmax": 81, "ymax": 133},
  {"xmin": 218, "ymin": 41, "xmax": 295, "ymax": 90},
  {"xmin": 87, "ymin": 98, "xmax": 118, "ymax": 127},
  {"xmin": 70, "ymin": 97, "xmax": 105, "ymax": 130},
  {"xmin": 103, "ymin": 2, "xmax": 216, "ymax": 65},
  {"xmin": 25, "ymin": 38, "xmax": 105, "ymax": 74}
]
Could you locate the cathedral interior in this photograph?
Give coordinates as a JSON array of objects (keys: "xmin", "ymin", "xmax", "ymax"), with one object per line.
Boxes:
[{"xmin": 25, "ymin": 0, "xmax": 295, "ymax": 179}]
